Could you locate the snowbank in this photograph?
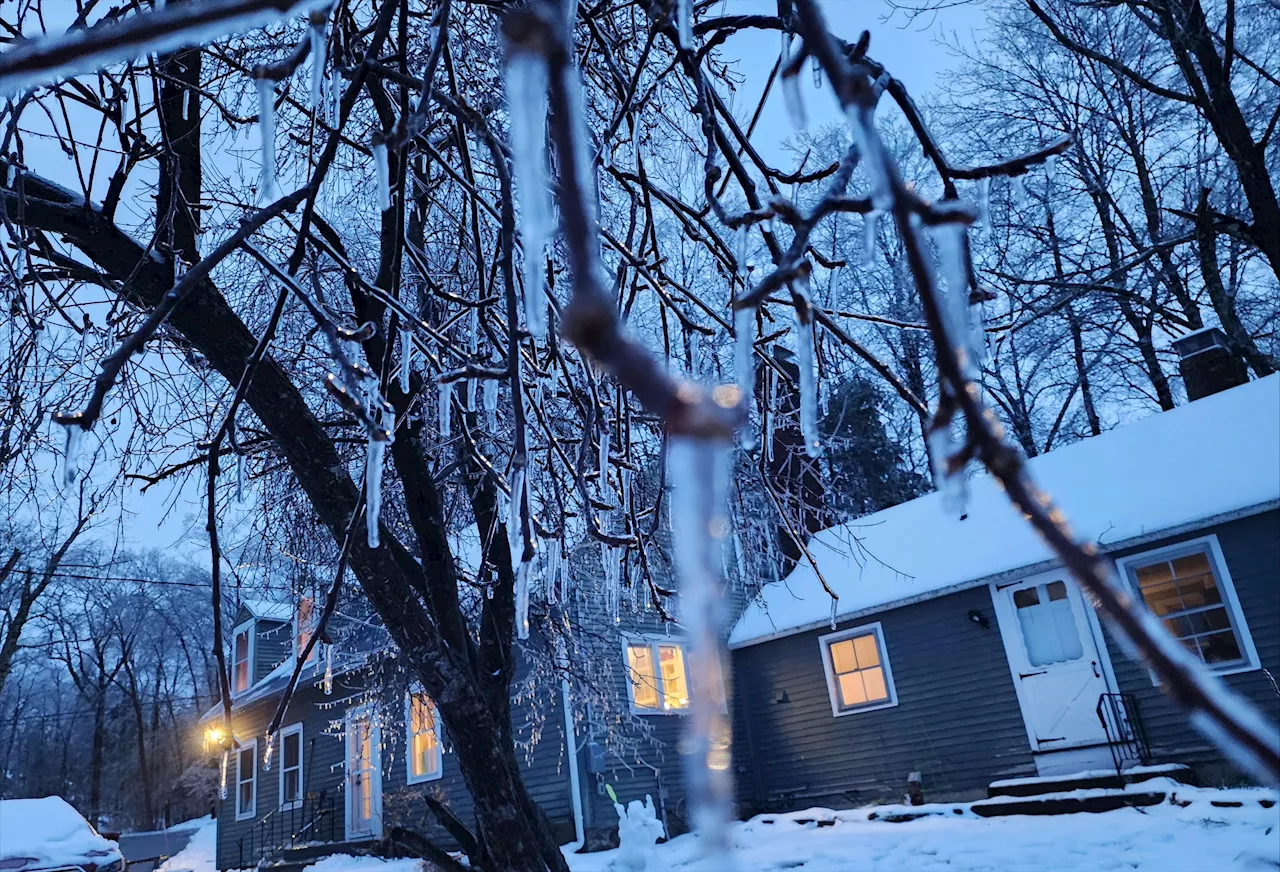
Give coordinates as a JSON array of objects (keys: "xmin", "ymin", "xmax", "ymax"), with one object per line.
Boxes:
[
  {"xmin": 731, "ymin": 375, "xmax": 1280, "ymax": 647},
  {"xmin": 565, "ymin": 785, "xmax": 1280, "ymax": 871},
  {"xmin": 0, "ymin": 797, "xmax": 120, "ymax": 866},
  {"xmin": 155, "ymin": 818, "xmax": 217, "ymax": 872}
]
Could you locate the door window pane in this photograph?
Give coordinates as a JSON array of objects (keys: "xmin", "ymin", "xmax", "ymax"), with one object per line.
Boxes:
[
  {"xmin": 658, "ymin": 645, "xmax": 690, "ymax": 711},
  {"xmin": 1016, "ymin": 582, "xmax": 1084, "ymax": 666},
  {"xmin": 408, "ymin": 692, "xmax": 440, "ymax": 781}
]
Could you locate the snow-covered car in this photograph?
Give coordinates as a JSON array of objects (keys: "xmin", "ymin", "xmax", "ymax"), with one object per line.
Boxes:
[{"xmin": 0, "ymin": 797, "xmax": 124, "ymax": 872}]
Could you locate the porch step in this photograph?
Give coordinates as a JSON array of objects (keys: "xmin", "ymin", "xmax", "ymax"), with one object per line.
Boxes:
[
  {"xmin": 987, "ymin": 763, "xmax": 1194, "ymax": 799},
  {"xmin": 971, "ymin": 788, "xmax": 1168, "ymax": 818}
]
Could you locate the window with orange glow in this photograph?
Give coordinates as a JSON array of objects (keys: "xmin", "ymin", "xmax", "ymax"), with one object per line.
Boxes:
[
  {"xmin": 821, "ymin": 624, "xmax": 897, "ymax": 715},
  {"xmin": 232, "ymin": 624, "xmax": 252, "ymax": 694},
  {"xmin": 406, "ymin": 689, "xmax": 443, "ymax": 783},
  {"xmin": 626, "ymin": 640, "xmax": 705, "ymax": 712}
]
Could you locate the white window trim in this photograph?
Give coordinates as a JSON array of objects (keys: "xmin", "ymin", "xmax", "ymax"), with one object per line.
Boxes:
[
  {"xmin": 1114, "ymin": 534, "xmax": 1261, "ymax": 680},
  {"xmin": 235, "ymin": 737, "xmax": 258, "ymax": 821},
  {"xmin": 620, "ymin": 636, "xmax": 723, "ymax": 715},
  {"xmin": 404, "ymin": 686, "xmax": 444, "ymax": 785},
  {"xmin": 231, "ymin": 619, "xmax": 255, "ymax": 697},
  {"xmin": 278, "ymin": 723, "xmax": 304, "ymax": 810},
  {"xmin": 818, "ymin": 621, "xmax": 899, "ymax": 718}
]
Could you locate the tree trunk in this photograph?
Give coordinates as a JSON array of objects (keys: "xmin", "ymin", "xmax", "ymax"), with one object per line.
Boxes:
[{"xmin": 88, "ymin": 686, "xmax": 106, "ymax": 829}]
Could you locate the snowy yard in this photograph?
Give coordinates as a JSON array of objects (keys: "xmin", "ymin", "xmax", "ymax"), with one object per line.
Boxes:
[{"xmin": 153, "ymin": 783, "xmax": 1279, "ymax": 872}]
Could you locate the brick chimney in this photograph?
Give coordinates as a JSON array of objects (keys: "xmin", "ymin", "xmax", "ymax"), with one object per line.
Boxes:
[{"xmin": 1172, "ymin": 327, "xmax": 1249, "ymax": 400}]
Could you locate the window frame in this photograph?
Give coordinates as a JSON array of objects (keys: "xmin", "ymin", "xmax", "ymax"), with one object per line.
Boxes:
[
  {"xmin": 621, "ymin": 636, "xmax": 696, "ymax": 715},
  {"xmin": 818, "ymin": 622, "xmax": 899, "ymax": 718},
  {"xmin": 235, "ymin": 737, "xmax": 258, "ymax": 821},
  {"xmin": 404, "ymin": 686, "xmax": 444, "ymax": 785},
  {"xmin": 1115, "ymin": 534, "xmax": 1260, "ymax": 679},
  {"xmin": 278, "ymin": 723, "xmax": 304, "ymax": 811},
  {"xmin": 231, "ymin": 619, "xmax": 255, "ymax": 697}
]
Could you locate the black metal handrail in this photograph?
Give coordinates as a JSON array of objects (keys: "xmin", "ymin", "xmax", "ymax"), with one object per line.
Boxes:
[
  {"xmin": 1097, "ymin": 692, "xmax": 1151, "ymax": 775},
  {"xmin": 237, "ymin": 791, "xmax": 338, "ymax": 869}
]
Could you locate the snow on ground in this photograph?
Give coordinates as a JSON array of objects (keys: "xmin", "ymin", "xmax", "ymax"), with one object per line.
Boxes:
[
  {"xmin": 155, "ymin": 818, "xmax": 217, "ymax": 872},
  {"xmin": 145, "ymin": 788, "xmax": 1279, "ymax": 872},
  {"xmin": 0, "ymin": 797, "xmax": 121, "ymax": 865},
  {"xmin": 565, "ymin": 786, "xmax": 1280, "ymax": 872}
]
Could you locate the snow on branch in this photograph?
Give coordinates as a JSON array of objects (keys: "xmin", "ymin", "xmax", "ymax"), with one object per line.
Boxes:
[{"xmin": 0, "ymin": 0, "xmax": 333, "ymax": 95}]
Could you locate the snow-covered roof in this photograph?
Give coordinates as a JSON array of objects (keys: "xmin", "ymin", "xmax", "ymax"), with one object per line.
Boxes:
[
  {"xmin": 730, "ymin": 376, "xmax": 1280, "ymax": 648},
  {"xmin": 0, "ymin": 797, "xmax": 120, "ymax": 866},
  {"xmin": 239, "ymin": 599, "xmax": 293, "ymax": 622}
]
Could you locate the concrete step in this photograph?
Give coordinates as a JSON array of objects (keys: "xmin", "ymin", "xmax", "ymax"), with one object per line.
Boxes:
[
  {"xmin": 971, "ymin": 788, "xmax": 1167, "ymax": 818},
  {"xmin": 987, "ymin": 763, "xmax": 1193, "ymax": 798}
]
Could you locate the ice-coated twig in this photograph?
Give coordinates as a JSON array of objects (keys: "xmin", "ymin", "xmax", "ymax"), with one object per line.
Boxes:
[
  {"xmin": 668, "ymin": 436, "xmax": 735, "ymax": 861},
  {"xmin": 0, "ymin": 0, "xmax": 334, "ymax": 95}
]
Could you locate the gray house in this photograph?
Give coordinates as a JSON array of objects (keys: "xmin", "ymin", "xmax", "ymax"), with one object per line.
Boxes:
[
  {"xmin": 728, "ymin": 373, "xmax": 1279, "ymax": 811},
  {"xmin": 206, "ymin": 369, "xmax": 1278, "ymax": 869}
]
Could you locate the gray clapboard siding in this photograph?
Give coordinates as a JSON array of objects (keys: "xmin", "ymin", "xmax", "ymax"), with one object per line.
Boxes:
[
  {"xmin": 1100, "ymin": 510, "xmax": 1280, "ymax": 770},
  {"xmin": 732, "ymin": 584, "xmax": 1034, "ymax": 813},
  {"xmin": 254, "ymin": 620, "xmax": 293, "ymax": 684}
]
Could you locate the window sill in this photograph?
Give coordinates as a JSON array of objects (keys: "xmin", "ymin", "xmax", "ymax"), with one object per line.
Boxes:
[
  {"xmin": 406, "ymin": 771, "xmax": 444, "ymax": 786},
  {"xmin": 829, "ymin": 698, "xmax": 899, "ymax": 718}
]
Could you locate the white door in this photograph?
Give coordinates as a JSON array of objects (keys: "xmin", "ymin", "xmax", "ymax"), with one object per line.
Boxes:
[
  {"xmin": 345, "ymin": 706, "xmax": 383, "ymax": 840},
  {"xmin": 995, "ymin": 573, "xmax": 1112, "ymax": 752}
]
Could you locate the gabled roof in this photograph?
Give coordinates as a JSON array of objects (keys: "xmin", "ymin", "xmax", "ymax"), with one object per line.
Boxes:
[
  {"xmin": 730, "ymin": 375, "xmax": 1280, "ymax": 649},
  {"xmin": 239, "ymin": 599, "xmax": 293, "ymax": 622}
]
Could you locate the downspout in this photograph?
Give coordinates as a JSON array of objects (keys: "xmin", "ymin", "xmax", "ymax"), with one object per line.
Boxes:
[{"xmin": 561, "ymin": 677, "xmax": 585, "ymax": 851}]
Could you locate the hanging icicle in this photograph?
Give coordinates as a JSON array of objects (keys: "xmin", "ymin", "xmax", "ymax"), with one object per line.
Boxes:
[
  {"xmin": 978, "ymin": 177, "xmax": 992, "ymax": 236},
  {"xmin": 399, "ymin": 327, "xmax": 413, "ymax": 393},
  {"xmin": 597, "ymin": 426, "xmax": 610, "ymax": 491},
  {"xmin": 503, "ymin": 48, "xmax": 552, "ymax": 341},
  {"xmin": 812, "ymin": 54, "xmax": 822, "ymax": 87},
  {"xmin": 59, "ymin": 421, "xmax": 83, "ymax": 487},
  {"xmin": 235, "ymin": 451, "xmax": 246, "ymax": 503},
  {"xmin": 928, "ymin": 421, "xmax": 969, "ymax": 517},
  {"xmin": 764, "ymin": 369, "xmax": 775, "ymax": 462},
  {"xmin": 373, "ymin": 139, "xmax": 391, "ymax": 212},
  {"xmin": 438, "ymin": 380, "xmax": 452, "ymax": 438},
  {"xmin": 328, "ymin": 68, "xmax": 341, "ymax": 127},
  {"xmin": 862, "ymin": 210, "xmax": 879, "ymax": 266},
  {"xmin": 794, "ymin": 307, "xmax": 821, "ymax": 458},
  {"xmin": 262, "ymin": 732, "xmax": 275, "ymax": 771},
  {"xmin": 829, "ymin": 598, "xmax": 838, "ymax": 631},
  {"xmin": 255, "ymin": 75, "xmax": 282, "ymax": 205},
  {"xmin": 676, "ymin": 0, "xmax": 693, "ymax": 50},
  {"xmin": 483, "ymin": 378, "xmax": 498, "ymax": 431},
  {"xmin": 667, "ymin": 436, "xmax": 734, "ymax": 859},
  {"xmin": 308, "ymin": 16, "xmax": 326, "ymax": 112},
  {"xmin": 933, "ymin": 217, "xmax": 977, "ymax": 375},
  {"xmin": 323, "ymin": 643, "xmax": 334, "ymax": 695},
  {"xmin": 734, "ymin": 307, "xmax": 755, "ymax": 449},
  {"xmin": 1011, "ymin": 173, "xmax": 1027, "ymax": 208},
  {"xmin": 735, "ymin": 225, "xmax": 747, "ymax": 284},
  {"xmin": 219, "ymin": 748, "xmax": 230, "ymax": 800},
  {"xmin": 364, "ymin": 408, "xmax": 394, "ymax": 548},
  {"xmin": 689, "ymin": 329, "xmax": 701, "ymax": 377}
]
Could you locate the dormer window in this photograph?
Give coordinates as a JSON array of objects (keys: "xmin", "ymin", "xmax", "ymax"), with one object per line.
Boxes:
[{"xmin": 232, "ymin": 621, "xmax": 254, "ymax": 695}]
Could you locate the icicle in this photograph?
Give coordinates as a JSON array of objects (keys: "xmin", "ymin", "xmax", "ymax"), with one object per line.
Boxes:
[
  {"xmin": 328, "ymin": 68, "xmax": 341, "ymax": 126},
  {"xmin": 845, "ymin": 104, "xmax": 892, "ymax": 211},
  {"xmin": 504, "ymin": 50, "xmax": 552, "ymax": 341},
  {"xmin": 978, "ymin": 177, "xmax": 992, "ymax": 235},
  {"xmin": 733, "ymin": 528, "xmax": 746, "ymax": 584},
  {"xmin": 399, "ymin": 327, "xmax": 413, "ymax": 393},
  {"xmin": 970, "ymin": 300, "xmax": 988, "ymax": 366},
  {"xmin": 182, "ymin": 88, "xmax": 190, "ymax": 120},
  {"xmin": 438, "ymin": 380, "xmax": 452, "ymax": 438},
  {"xmin": 782, "ymin": 69, "xmax": 806, "ymax": 130},
  {"xmin": 218, "ymin": 749, "xmax": 230, "ymax": 800},
  {"xmin": 794, "ymin": 310, "xmax": 821, "ymax": 459},
  {"xmin": 235, "ymin": 452, "xmax": 246, "ymax": 503},
  {"xmin": 812, "ymin": 55, "xmax": 822, "ymax": 88},
  {"xmin": 483, "ymin": 378, "xmax": 498, "ymax": 430},
  {"xmin": 373, "ymin": 140, "xmax": 391, "ymax": 212},
  {"xmin": 545, "ymin": 538, "xmax": 562, "ymax": 603},
  {"xmin": 676, "ymin": 0, "xmax": 693, "ymax": 50},
  {"xmin": 323, "ymin": 643, "xmax": 334, "ymax": 695},
  {"xmin": 689, "ymin": 329, "xmax": 701, "ymax": 377},
  {"xmin": 60, "ymin": 422, "xmax": 83, "ymax": 487},
  {"xmin": 1011, "ymin": 173, "xmax": 1027, "ymax": 208},
  {"xmin": 515, "ymin": 560, "xmax": 531, "ymax": 640},
  {"xmin": 262, "ymin": 733, "xmax": 275, "ymax": 771},
  {"xmin": 466, "ymin": 377, "xmax": 477, "ymax": 412},
  {"xmin": 255, "ymin": 76, "xmax": 282, "ymax": 205},
  {"xmin": 928, "ymin": 421, "xmax": 968, "ymax": 517},
  {"xmin": 667, "ymin": 436, "xmax": 734, "ymax": 858},
  {"xmin": 597, "ymin": 427, "xmax": 610, "ymax": 489},
  {"xmin": 309, "ymin": 19, "xmax": 326, "ymax": 113},
  {"xmin": 734, "ymin": 307, "xmax": 755, "ymax": 450},
  {"xmin": 934, "ymin": 219, "xmax": 975, "ymax": 374},
  {"xmin": 364, "ymin": 408, "xmax": 393, "ymax": 548},
  {"xmin": 861, "ymin": 210, "xmax": 879, "ymax": 266},
  {"xmin": 829, "ymin": 598, "xmax": 838, "ymax": 631},
  {"xmin": 735, "ymin": 225, "xmax": 747, "ymax": 283},
  {"xmin": 765, "ymin": 372, "xmax": 775, "ymax": 463}
]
